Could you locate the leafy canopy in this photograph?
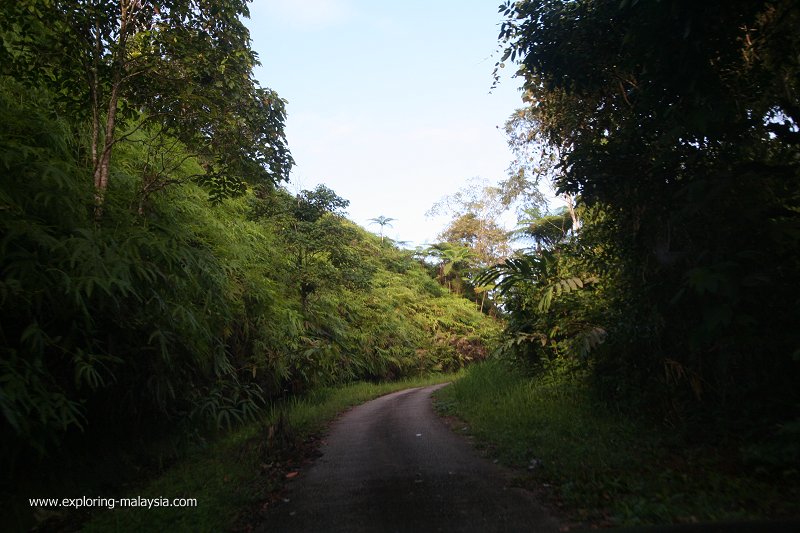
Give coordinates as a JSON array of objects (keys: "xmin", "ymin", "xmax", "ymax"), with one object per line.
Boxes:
[
  {"xmin": 493, "ymin": 0, "xmax": 800, "ymax": 437},
  {"xmin": 0, "ymin": 0, "xmax": 293, "ymax": 201}
]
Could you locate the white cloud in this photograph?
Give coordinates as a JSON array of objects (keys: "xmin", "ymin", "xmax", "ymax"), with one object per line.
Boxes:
[{"xmin": 262, "ymin": 0, "xmax": 355, "ymax": 30}]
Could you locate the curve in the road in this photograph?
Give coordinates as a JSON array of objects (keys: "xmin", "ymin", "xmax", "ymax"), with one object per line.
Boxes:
[{"xmin": 258, "ymin": 383, "xmax": 559, "ymax": 532}]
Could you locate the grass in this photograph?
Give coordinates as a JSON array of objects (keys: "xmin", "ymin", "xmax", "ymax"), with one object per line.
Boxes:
[
  {"xmin": 434, "ymin": 359, "xmax": 799, "ymax": 529},
  {"xmin": 80, "ymin": 372, "xmax": 460, "ymax": 533}
]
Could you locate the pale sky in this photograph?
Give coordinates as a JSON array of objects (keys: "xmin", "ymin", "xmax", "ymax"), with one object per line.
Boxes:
[{"xmin": 246, "ymin": 0, "xmax": 526, "ymax": 247}]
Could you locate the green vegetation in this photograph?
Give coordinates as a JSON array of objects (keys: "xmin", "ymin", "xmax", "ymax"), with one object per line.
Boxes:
[
  {"xmin": 437, "ymin": 361, "xmax": 799, "ymax": 527},
  {"xmin": 467, "ymin": 0, "xmax": 800, "ymax": 497},
  {"xmin": 0, "ymin": 3, "xmax": 498, "ymax": 530},
  {"xmin": 431, "ymin": 6, "xmax": 800, "ymax": 525},
  {"xmin": 0, "ymin": 74, "xmax": 496, "ymax": 525},
  {"xmin": 83, "ymin": 373, "xmax": 458, "ymax": 533},
  {"xmin": 422, "ymin": 178, "xmax": 514, "ymax": 315},
  {"xmin": 3, "ymin": 0, "xmax": 800, "ymax": 530}
]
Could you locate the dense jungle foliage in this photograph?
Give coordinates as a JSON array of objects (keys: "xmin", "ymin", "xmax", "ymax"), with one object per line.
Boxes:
[
  {"xmin": 3, "ymin": 0, "xmax": 799, "ymax": 527},
  {"xmin": 485, "ymin": 0, "xmax": 800, "ymax": 472},
  {"xmin": 0, "ymin": 1, "xmax": 499, "ymax": 509}
]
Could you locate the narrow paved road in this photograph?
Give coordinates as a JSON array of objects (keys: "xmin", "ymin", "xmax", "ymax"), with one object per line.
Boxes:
[{"xmin": 258, "ymin": 384, "xmax": 559, "ymax": 532}]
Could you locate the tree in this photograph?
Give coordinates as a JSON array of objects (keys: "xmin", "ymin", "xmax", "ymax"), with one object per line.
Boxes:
[
  {"xmin": 252, "ymin": 185, "xmax": 370, "ymax": 311},
  {"xmin": 512, "ymin": 207, "xmax": 573, "ymax": 251},
  {"xmin": 496, "ymin": 0, "xmax": 800, "ymax": 434},
  {"xmin": 500, "ymin": 107, "xmax": 550, "ymax": 217},
  {"xmin": 368, "ymin": 216, "xmax": 396, "ymax": 242},
  {"xmin": 425, "ymin": 243, "xmax": 473, "ymax": 292},
  {"xmin": 502, "ymin": 105, "xmax": 579, "ymax": 230},
  {"xmin": 0, "ymin": 0, "xmax": 292, "ymax": 209},
  {"xmin": 428, "ymin": 178, "xmax": 511, "ymax": 267}
]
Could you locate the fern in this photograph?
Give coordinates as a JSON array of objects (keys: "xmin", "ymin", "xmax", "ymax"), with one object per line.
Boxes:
[
  {"xmin": 537, "ymin": 275, "xmax": 600, "ymax": 312},
  {"xmin": 0, "ymin": 75, "xmax": 501, "ymax": 473}
]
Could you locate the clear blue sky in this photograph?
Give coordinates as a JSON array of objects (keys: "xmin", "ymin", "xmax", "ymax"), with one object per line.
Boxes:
[{"xmin": 246, "ymin": 0, "xmax": 525, "ymax": 247}]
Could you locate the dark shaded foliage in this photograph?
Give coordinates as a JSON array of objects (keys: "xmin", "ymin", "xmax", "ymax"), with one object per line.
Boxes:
[{"xmin": 494, "ymin": 0, "xmax": 800, "ymax": 467}]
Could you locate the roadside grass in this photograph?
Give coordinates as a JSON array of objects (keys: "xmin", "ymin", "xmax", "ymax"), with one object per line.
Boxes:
[
  {"xmin": 82, "ymin": 372, "xmax": 460, "ymax": 533},
  {"xmin": 434, "ymin": 359, "xmax": 798, "ymax": 528}
]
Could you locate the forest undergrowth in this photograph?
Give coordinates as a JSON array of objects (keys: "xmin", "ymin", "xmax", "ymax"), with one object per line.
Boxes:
[
  {"xmin": 436, "ymin": 360, "xmax": 800, "ymax": 528},
  {"xmin": 0, "ymin": 75, "xmax": 499, "ymax": 531}
]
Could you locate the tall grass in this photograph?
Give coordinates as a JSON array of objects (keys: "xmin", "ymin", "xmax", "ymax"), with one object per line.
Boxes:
[{"xmin": 436, "ymin": 360, "xmax": 798, "ymax": 527}]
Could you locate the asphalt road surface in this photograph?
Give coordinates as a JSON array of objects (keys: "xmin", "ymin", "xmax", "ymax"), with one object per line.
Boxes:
[{"xmin": 258, "ymin": 384, "xmax": 559, "ymax": 532}]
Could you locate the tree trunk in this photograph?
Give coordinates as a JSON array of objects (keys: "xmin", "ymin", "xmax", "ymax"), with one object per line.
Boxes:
[
  {"xmin": 92, "ymin": 0, "xmax": 133, "ymax": 216},
  {"xmin": 93, "ymin": 82, "xmax": 120, "ymax": 215},
  {"xmin": 565, "ymin": 194, "xmax": 580, "ymax": 233},
  {"xmin": 90, "ymin": 18, "xmax": 101, "ymax": 173}
]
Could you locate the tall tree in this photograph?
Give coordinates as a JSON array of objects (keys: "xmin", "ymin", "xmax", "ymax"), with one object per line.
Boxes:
[
  {"xmin": 252, "ymin": 185, "xmax": 371, "ymax": 311},
  {"xmin": 425, "ymin": 243, "xmax": 473, "ymax": 292},
  {"xmin": 428, "ymin": 178, "xmax": 511, "ymax": 267},
  {"xmin": 502, "ymin": 106, "xmax": 579, "ymax": 229},
  {"xmin": 496, "ymin": 0, "xmax": 800, "ymax": 428},
  {"xmin": 512, "ymin": 207, "xmax": 573, "ymax": 251},
  {"xmin": 0, "ymin": 0, "xmax": 293, "ymax": 208},
  {"xmin": 368, "ymin": 215, "xmax": 396, "ymax": 242}
]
